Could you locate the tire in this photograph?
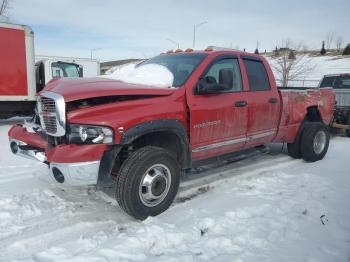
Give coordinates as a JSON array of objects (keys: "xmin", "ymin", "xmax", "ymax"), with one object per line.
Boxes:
[
  {"xmin": 287, "ymin": 124, "xmax": 304, "ymax": 159},
  {"xmin": 300, "ymin": 122, "xmax": 330, "ymax": 162},
  {"xmin": 115, "ymin": 146, "xmax": 180, "ymax": 220},
  {"xmin": 346, "ymin": 113, "xmax": 350, "ymax": 138},
  {"xmin": 287, "ymin": 140, "xmax": 302, "ymax": 159}
]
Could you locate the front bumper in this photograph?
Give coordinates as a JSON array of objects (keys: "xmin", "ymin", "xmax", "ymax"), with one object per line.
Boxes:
[
  {"xmin": 8, "ymin": 125, "xmax": 105, "ymax": 186},
  {"xmin": 50, "ymin": 161, "xmax": 101, "ymax": 185}
]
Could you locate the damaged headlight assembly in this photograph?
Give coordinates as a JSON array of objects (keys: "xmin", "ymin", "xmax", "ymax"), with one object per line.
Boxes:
[{"xmin": 68, "ymin": 124, "xmax": 114, "ymax": 144}]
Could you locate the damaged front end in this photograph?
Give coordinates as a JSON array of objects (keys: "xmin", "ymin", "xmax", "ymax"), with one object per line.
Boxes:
[{"xmin": 8, "ymin": 91, "xmax": 111, "ymax": 187}]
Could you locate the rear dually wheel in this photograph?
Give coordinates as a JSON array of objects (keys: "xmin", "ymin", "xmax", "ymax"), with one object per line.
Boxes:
[{"xmin": 300, "ymin": 122, "xmax": 330, "ymax": 162}]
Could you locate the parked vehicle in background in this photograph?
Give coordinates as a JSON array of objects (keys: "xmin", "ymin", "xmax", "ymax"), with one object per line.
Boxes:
[
  {"xmin": 0, "ymin": 23, "xmax": 100, "ymax": 118},
  {"xmin": 35, "ymin": 55, "xmax": 100, "ymax": 82},
  {"xmin": 319, "ymin": 74, "xmax": 350, "ymax": 137},
  {"xmin": 8, "ymin": 49, "xmax": 335, "ymax": 220}
]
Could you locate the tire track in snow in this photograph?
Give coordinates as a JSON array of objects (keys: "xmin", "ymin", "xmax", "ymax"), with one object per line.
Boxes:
[
  {"xmin": 0, "ymin": 173, "xmax": 35, "ymax": 184},
  {"xmin": 0, "ymin": 220, "xmax": 118, "ymax": 261},
  {"xmin": 0, "ymin": 187, "xmax": 131, "ymax": 261}
]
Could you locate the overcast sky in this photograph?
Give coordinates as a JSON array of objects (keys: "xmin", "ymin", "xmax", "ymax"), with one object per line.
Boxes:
[{"xmin": 6, "ymin": 0, "xmax": 350, "ymax": 61}]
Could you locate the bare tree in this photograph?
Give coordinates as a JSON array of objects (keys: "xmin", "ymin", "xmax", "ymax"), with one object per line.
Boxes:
[
  {"xmin": 336, "ymin": 36, "xmax": 344, "ymax": 52},
  {"xmin": 0, "ymin": 0, "xmax": 10, "ymax": 21},
  {"xmin": 269, "ymin": 40, "xmax": 315, "ymax": 87},
  {"xmin": 325, "ymin": 31, "xmax": 335, "ymax": 50}
]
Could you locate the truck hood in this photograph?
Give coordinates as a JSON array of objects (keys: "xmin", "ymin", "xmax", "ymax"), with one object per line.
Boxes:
[{"xmin": 42, "ymin": 77, "xmax": 175, "ymax": 102}]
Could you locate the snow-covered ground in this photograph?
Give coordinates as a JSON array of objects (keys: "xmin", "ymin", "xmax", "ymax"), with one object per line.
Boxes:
[
  {"xmin": 0, "ymin": 120, "xmax": 350, "ymax": 262},
  {"xmin": 266, "ymin": 54, "xmax": 350, "ymax": 87}
]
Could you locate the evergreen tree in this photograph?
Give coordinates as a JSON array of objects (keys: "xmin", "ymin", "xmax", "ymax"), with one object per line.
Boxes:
[
  {"xmin": 254, "ymin": 48, "xmax": 259, "ymax": 54},
  {"xmin": 342, "ymin": 44, "xmax": 350, "ymax": 55},
  {"xmin": 320, "ymin": 41, "xmax": 326, "ymax": 55}
]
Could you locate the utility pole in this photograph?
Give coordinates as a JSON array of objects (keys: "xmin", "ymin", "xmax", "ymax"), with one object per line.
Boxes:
[
  {"xmin": 90, "ymin": 48, "xmax": 102, "ymax": 59},
  {"xmin": 193, "ymin": 21, "xmax": 207, "ymax": 49}
]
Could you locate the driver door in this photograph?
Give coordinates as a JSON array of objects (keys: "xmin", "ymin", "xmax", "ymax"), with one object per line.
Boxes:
[{"xmin": 187, "ymin": 56, "xmax": 248, "ymax": 160}]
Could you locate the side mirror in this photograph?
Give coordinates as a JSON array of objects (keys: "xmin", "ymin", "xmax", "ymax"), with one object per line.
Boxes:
[
  {"xmin": 195, "ymin": 76, "xmax": 230, "ymax": 95},
  {"xmin": 205, "ymin": 76, "xmax": 216, "ymax": 84},
  {"xmin": 78, "ymin": 66, "xmax": 83, "ymax": 77}
]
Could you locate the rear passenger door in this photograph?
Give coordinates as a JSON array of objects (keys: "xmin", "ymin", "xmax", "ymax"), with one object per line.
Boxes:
[{"xmin": 242, "ymin": 57, "xmax": 280, "ymax": 147}]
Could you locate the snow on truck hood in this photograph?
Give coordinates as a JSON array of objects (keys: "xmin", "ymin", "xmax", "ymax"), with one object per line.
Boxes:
[
  {"xmin": 43, "ymin": 75, "xmax": 175, "ymax": 103},
  {"xmin": 42, "ymin": 63, "xmax": 175, "ymax": 102},
  {"xmin": 101, "ymin": 63, "xmax": 174, "ymax": 88}
]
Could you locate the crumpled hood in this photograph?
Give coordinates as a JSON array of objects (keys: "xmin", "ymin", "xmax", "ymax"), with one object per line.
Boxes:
[{"xmin": 42, "ymin": 77, "xmax": 175, "ymax": 102}]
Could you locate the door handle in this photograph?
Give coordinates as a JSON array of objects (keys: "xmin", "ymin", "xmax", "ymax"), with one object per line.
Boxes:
[
  {"xmin": 268, "ymin": 98, "xmax": 278, "ymax": 104},
  {"xmin": 234, "ymin": 101, "xmax": 247, "ymax": 107}
]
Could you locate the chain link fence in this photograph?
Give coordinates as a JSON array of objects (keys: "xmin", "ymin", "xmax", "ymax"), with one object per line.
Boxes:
[{"xmin": 276, "ymin": 79, "xmax": 320, "ymax": 88}]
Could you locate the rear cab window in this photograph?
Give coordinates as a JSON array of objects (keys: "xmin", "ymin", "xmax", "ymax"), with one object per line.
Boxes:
[{"xmin": 243, "ymin": 59, "xmax": 271, "ymax": 91}]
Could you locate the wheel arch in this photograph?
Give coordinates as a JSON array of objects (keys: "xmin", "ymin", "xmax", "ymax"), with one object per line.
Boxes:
[
  {"xmin": 305, "ymin": 106, "xmax": 323, "ymax": 122},
  {"xmin": 119, "ymin": 119, "xmax": 191, "ymax": 170},
  {"xmin": 289, "ymin": 106, "xmax": 326, "ymax": 145}
]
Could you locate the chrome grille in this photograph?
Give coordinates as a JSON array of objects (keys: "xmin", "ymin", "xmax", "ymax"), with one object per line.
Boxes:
[
  {"xmin": 335, "ymin": 89, "xmax": 350, "ymax": 107},
  {"xmin": 37, "ymin": 92, "xmax": 66, "ymax": 137},
  {"xmin": 39, "ymin": 97, "xmax": 58, "ymax": 134},
  {"xmin": 39, "ymin": 97, "xmax": 56, "ymax": 113},
  {"xmin": 43, "ymin": 115, "xmax": 57, "ymax": 133}
]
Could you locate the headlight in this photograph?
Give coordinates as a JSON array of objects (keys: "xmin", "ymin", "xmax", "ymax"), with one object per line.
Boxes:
[{"xmin": 68, "ymin": 124, "xmax": 114, "ymax": 144}]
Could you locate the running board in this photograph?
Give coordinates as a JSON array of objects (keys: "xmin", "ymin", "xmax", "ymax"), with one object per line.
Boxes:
[{"xmin": 185, "ymin": 146, "xmax": 269, "ymax": 177}]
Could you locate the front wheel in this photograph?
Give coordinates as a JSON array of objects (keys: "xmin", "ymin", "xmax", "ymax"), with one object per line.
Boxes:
[
  {"xmin": 300, "ymin": 122, "xmax": 330, "ymax": 162},
  {"xmin": 115, "ymin": 146, "xmax": 180, "ymax": 220}
]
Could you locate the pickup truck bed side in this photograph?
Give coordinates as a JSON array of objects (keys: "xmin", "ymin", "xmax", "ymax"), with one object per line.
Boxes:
[{"xmin": 274, "ymin": 88, "xmax": 335, "ymax": 143}]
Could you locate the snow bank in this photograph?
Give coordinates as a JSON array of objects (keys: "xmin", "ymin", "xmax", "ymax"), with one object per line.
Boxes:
[{"xmin": 102, "ymin": 63, "xmax": 174, "ymax": 88}]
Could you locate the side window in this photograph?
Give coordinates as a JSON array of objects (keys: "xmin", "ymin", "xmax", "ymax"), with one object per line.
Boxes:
[
  {"xmin": 243, "ymin": 59, "xmax": 270, "ymax": 91},
  {"xmin": 52, "ymin": 63, "xmax": 64, "ymax": 78},
  {"xmin": 204, "ymin": 58, "xmax": 243, "ymax": 92}
]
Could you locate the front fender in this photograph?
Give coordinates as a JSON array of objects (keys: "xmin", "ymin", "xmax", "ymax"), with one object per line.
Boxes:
[{"xmin": 120, "ymin": 119, "xmax": 191, "ymax": 169}]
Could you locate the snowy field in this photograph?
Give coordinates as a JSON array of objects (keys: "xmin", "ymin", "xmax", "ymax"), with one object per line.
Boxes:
[
  {"xmin": 0, "ymin": 119, "xmax": 349, "ymax": 262},
  {"xmin": 266, "ymin": 54, "xmax": 350, "ymax": 87}
]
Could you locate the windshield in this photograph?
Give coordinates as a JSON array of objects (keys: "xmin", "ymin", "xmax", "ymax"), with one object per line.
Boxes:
[
  {"xmin": 320, "ymin": 75, "xmax": 350, "ymax": 89},
  {"xmin": 138, "ymin": 53, "xmax": 207, "ymax": 87},
  {"xmin": 51, "ymin": 62, "xmax": 80, "ymax": 78}
]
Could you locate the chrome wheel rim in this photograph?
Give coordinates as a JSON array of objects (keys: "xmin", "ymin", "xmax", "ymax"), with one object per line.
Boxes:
[
  {"xmin": 313, "ymin": 130, "xmax": 326, "ymax": 155},
  {"xmin": 139, "ymin": 164, "xmax": 171, "ymax": 207}
]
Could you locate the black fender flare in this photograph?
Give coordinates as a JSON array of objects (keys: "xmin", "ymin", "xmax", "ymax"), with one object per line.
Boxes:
[{"xmin": 119, "ymin": 119, "xmax": 191, "ymax": 169}]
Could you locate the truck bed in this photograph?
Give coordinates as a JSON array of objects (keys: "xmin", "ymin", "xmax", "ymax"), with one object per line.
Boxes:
[{"xmin": 273, "ymin": 87, "xmax": 335, "ymax": 143}]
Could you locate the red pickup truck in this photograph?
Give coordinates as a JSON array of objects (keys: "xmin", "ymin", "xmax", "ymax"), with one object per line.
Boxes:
[{"xmin": 8, "ymin": 49, "xmax": 335, "ymax": 219}]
